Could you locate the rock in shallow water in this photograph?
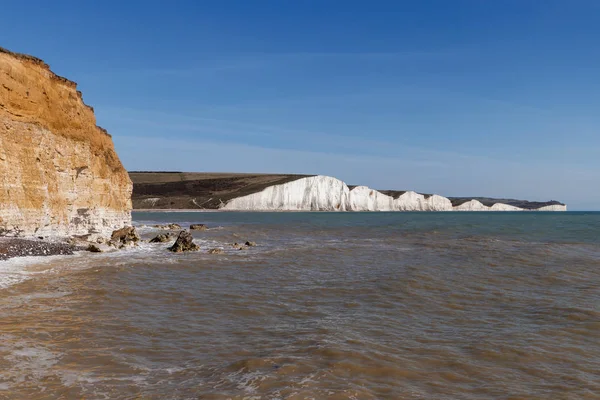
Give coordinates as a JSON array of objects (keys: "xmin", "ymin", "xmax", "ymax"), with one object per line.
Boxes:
[
  {"xmin": 207, "ymin": 248, "xmax": 223, "ymax": 254},
  {"xmin": 152, "ymin": 223, "xmax": 182, "ymax": 230},
  {"xmin": 111, "ymin": 226, "xmax": 141, "ymax": 247},
  {"xmin": 168, "ymin": 231, "xmax": 199, "ymax": 252},
  {"xmin": 190, "ymin": 224, "xmax": 207, "ymax": 230},
  {"xmin": 86, "ymin": 244, "xmax": 103, "ymax": 253},
  {"xmin": 149, "ymin": 233, "xmax": 172, "ymax": 243}
]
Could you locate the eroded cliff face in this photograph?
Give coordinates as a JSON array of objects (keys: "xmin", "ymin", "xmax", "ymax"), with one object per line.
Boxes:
[
  {"xmin": 220, "ymin": 176, "xmax": 457, "ymax": 211},
  {"xmin": 221, "ymin": 175, "xmax": 350, "ymax": 211},
  {"xmin": 220, "ymin": 175, "xmax": 567, "ymax": 212},
  {"xmin": 0, "ymin": 47, "xmax": 132, "ymax": 237}
]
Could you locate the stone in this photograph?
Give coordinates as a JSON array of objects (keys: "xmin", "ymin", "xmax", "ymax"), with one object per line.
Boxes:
[
  {"xmin": 0, "ymin": 47, "xmax": 132, "ymax": 237},
  {"xmin": 153, "ymin": 223, "xmax": 182, "ymax": 230},
  {"xmin": 207, "ymin": 248, "xmax": 223, "ymax": 254},
  {"xmin": 86, "ymin": 244, "xmax": 103, "ymax": 253},
  {"xmin": 111, "ymin": 226, "xmax": 140, "ymax": 246},
  {"xmin": 149, "ymin": 233, "xmax": 172, "ymax": 243},
  {"xmin": 189, "ymin": 224, "xmax": 207, "ymax": 230},
  {"xmin": 245, "ymin": 241, "xmax": 257, "ymax": 247},
  {"xmin": 168, "ymin": 231, "xmax": 199, "ymax": 252}
]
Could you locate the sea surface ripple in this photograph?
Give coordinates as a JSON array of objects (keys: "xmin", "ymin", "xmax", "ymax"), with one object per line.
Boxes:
[{"xmin": 0, "ymin": 212, "xmax": 599, "ymax": 399}]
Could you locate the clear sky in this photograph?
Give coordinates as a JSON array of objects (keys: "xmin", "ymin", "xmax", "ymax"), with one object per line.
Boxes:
[{"xmin": 1, "ymin": 1, "xmax": 599, "ymax": 209}]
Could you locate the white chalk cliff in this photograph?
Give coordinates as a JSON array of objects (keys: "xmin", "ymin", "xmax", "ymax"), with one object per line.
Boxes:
[
  {"xmin": 221, "ymin": 175, "xmax": 349, "ymax": 211},
  {"xmin": 220, "ymin": 175, "xmax": 567, "ymax": 212}
]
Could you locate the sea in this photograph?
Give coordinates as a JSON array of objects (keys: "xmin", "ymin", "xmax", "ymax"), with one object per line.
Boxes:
[{"xmin": 0, "ymin": 211, "xmax": 599, "ymax": 399}]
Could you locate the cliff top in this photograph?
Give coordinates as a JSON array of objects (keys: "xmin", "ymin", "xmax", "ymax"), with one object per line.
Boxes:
[
  {"xmin": 0, "ymin": 45, "xmax": 125, "ymax": 174},
  {"xmin": 0, "ymin": 46, "xmax": 77, "ymax": 88}
]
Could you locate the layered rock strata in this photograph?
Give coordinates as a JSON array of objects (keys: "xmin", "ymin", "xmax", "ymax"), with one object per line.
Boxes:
[{"xmin": 0, "ymin": 47, "xmax": 132, "ymax": 237}]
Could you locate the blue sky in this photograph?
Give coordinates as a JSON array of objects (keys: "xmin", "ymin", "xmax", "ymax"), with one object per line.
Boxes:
[{"xmin": 1, "ymin": 1, "xmax": 599, "ymax": 209}]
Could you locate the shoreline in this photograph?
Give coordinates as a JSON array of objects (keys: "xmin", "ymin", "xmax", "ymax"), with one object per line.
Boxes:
[{"xmin": 0, "ymin": 238, "xmax": 77, "ymax": 261}]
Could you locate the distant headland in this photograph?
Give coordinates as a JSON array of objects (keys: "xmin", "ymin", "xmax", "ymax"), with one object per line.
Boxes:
[{"xmin": 130, "ymin": 172, "xmax": 566, "ymax": 212}]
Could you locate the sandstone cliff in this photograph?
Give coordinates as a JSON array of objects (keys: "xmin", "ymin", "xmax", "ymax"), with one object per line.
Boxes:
[{"xmin": 0, "ymin": 47, "xmax": 132, "ymax": 237}]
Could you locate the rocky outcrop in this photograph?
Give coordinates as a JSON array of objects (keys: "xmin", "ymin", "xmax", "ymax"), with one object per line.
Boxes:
[
  {"xmin": 153, "ymin": 223, "xmax": 182, "ymax": 230},
  {"xmin": 0, "ymin": 47, "xmax": 132, "ymax": 237},
  {"xmin": 168, "ymin": 231, "xmax": 199, "ymax": 252},
  {"xmin": 110, "ymin": 226, "xmax": 140, "ymax": 247},
  {"xmin": 189, "ymin": 224, "xmax": 207, "ymax": 230}
]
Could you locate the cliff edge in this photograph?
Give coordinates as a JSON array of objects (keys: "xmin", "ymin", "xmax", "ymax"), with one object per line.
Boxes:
[{"xmin": 0, "ymin": 46, "xmax": 132, "ymax": 237}]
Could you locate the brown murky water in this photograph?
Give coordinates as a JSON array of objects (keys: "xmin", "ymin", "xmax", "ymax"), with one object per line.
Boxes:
[{"xmin": 1, "ymin": 212, "xmax": 599, "ymax": 399}]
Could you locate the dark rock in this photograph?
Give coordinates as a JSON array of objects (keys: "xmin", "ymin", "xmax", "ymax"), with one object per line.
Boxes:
[
  {"xmin": 245, "ymin": 241, "xmax": 257, "ymax": 247},
  {"xmin": 111, "ymin": 226, "xmax": 140, "ymax": 246},
  {"xmin": 153, "ymin": 223, "xmax": 182, "ymax": 230},
  {"xmin": 168, "ymin": 231, "xmax": 199, "ymax": 252},
  {"xmin": 86, "ymin": 244, "xmax": 102, "ymax": 253},
  {"xmin": 150, "ymin": 233, "xmax": 172, "ymax": 243},
  {"xmin": 189, "ymin": 224, "xmax": 207, "ymax": 230}
]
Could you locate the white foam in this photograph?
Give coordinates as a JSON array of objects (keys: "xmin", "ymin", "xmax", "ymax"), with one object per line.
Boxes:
[
  {"xmin": 0, "ymin": 254, "xmax": 71, "ymax": 289},
  {"xmin": 0, "ymin": 335, "xmax": 61, "ymax": 386}
]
